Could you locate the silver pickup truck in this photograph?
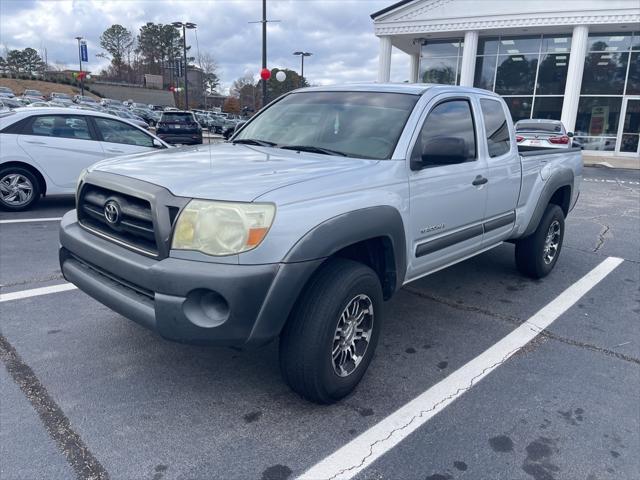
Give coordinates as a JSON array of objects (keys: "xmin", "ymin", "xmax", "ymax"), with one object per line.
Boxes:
[{"xmin": 59, "ymin": 84, "xmax": 582, "ymax": 403}]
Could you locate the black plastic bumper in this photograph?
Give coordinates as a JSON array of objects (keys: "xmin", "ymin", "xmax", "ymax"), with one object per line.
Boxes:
[{"xmin": 59, "ymin": 211, "xmax": 322, "ymax": 347}]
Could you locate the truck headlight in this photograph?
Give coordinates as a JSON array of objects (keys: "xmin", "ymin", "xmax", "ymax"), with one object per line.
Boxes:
[{"xmin": 171, "ymin": 200, "xmax": 276, "ymax": 256}]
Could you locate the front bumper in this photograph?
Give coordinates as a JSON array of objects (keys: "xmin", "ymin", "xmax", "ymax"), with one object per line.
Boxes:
[{"xmin": 59, "ymin": 211, "xmax": 321, "ymax": 347}]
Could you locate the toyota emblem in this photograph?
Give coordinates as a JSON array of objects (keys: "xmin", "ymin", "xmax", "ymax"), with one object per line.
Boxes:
[{"xmin": 104, "ymin": 201, "xmax": 121, "ymax": 225}]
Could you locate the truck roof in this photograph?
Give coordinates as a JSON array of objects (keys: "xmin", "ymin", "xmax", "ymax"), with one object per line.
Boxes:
[{"xmin": 296, "ymin": 82, "xmax": 500, "ymax": 98}]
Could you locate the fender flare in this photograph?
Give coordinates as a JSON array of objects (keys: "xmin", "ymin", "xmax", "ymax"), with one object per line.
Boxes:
[
  {"xmin": 283, "ymin": 206, "xmax": 407, "ymax": 295},
  {"xmin": 522, "ymin": 169, "xmax": 574, "ymax": 237}
]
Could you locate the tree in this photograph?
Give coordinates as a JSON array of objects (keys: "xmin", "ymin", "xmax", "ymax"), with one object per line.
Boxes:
[
  {"xmin": 21, "ymin": 47, "xmax": 45, "ymax": 74},
  {"xmin": 223, "ymin": 96, "xmax": 241, "ymax": 114},
  {"xmin": 99, "ymin": 24, "xmax": 134, "ymax": 80},
  {"xmin": 6, "ymin": 49, "xmax": 24, "ymax": 73},
  {"xmin": 230, "ymin": 73, "xmax": 256, "ymax": 98},
  {"xmin": 262, "ymin": 68, "xmax": 309, "ymax": 103},
  {"xmin": 198, "ymin": 52, "xmax": 219, "ymax": 95}
]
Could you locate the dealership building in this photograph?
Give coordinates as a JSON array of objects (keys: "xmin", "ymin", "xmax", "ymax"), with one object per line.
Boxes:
[{"xmin": 372, "ymin": 0, "xmax": 640, "ymax": 161}]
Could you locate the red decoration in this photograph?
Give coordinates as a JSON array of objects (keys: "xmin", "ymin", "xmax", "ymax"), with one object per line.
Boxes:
[
  {"xmin": 260, "ymin": 68, "xmax": 271, "ymax": 81},
  {"xmin": 77, "ymin": 71, "xmax": 86, "ymax": 80}
]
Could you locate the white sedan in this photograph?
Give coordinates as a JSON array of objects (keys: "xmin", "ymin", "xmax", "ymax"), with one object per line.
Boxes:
[{"xmin": 0, "ymin": 107, "xmax": 169, "ymax": 211}]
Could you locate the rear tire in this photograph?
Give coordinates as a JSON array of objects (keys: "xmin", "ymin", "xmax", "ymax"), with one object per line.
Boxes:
[
  {"xmin": 279, "ymin": 258, "xmax": 383, "ymax": 404},
  {"xmin": 0, "ymin": 166, "xmax": 41, "ymax": 211},
  {"xmin": 515, "ymin": 204, "xmax": 565, "ymax": 279}
]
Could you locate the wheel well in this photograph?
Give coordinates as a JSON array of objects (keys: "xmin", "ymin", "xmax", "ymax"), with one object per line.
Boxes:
[
  {"xmin": 0, "ymin": 161, "xmax": 47, "ymax": 196},
  {"xmin": 549, "ymin": 185, "xmax": 571, "ymax": 216},
  {"xmin": 332, "ymin": 236, "xmax": 397, "ymax": 300}
]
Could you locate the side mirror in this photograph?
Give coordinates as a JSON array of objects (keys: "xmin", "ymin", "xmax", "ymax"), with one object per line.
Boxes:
[
  {"xmin": 567, "ymin": 131, "xmax": 574, "ymax": 138},
  {"xmin": 152, "ymin": 138, "xmax": 165, "ymax": 149},
  {"xmin": 411, "ymin": 136, "xmax": 468, "ymax": 170}
]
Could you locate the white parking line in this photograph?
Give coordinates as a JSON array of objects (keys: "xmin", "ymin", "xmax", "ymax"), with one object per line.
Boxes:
[
  {"xmin": 0, "ymin": 283, "xmax": 77, "ymax": 303},
  {"xmin": 0, "ymin": 217, "xmax": 63, "ymax": 225},
  {"xmin": 299, "ymin": 256, "xmax": 624, "ymax": 480}
]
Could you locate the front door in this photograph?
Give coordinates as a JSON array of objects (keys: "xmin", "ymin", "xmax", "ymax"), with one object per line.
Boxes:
[
  {"xmin": 407, "ymin": 96, "xmax": 488, "ymax": 282},
  {"xmin": 616, "ymin": 98, "xmax": 640, "ymax": 157},
  {"xmin": 17, "ymin": 114, "xmax": 105, "ymax": 189}
]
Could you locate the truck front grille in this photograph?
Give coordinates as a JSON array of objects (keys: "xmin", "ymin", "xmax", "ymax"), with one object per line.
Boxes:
[{"xmin": 78, "ymin": 184, "xmax": 159, "ymax": 257}]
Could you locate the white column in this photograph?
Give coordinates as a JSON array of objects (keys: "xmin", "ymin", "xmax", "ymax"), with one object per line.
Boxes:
[
  {"xmin": 377, "ymin": 36, "xmax": 392, "ymax": 83},
  {"xmin": 459, "ymin": 31, "xmax": 479, "ymax": 87},
  {"xmin": 561, "ymin": 25, "xmax": 589, "ymax": 132},
  {"xmin": 409, "ymin": 53, "xmax": 420, "ymax": 83}
]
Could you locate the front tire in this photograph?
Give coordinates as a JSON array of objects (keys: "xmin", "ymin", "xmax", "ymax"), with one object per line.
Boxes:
[
  {"xmin": 515, "ymin": 204, "xmax": 565, "ymax": 279},
  {"xmin": 0, "ymin": 166, "xmax": 41, "ymax": 211},
  {"xmin": 279, "ymin": 259, "xmax": 383, "ymax": 404}
]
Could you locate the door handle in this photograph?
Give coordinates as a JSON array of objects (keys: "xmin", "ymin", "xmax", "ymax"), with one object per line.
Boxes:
[
  {"xmin": 25, "ymin": 140, "xmax": 47, "ymax": 145},
  {"xmin": 472, "ymin": 175, "xmax": 488, "ymax": 186}
]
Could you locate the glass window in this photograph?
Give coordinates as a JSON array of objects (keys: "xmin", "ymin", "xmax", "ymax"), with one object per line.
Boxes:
[
  {"xmin": 587, "ymin": 33, "xmax": 632, "ymax": 52},
  {"xmin": 495, "ymin": 54, "xmax": 538, "ymax": 95},
  {"xmin": 421, "ymin": 39, "xmax": 462, "ymax": 57},
  {"xmin": 536, "ymin": 54, "xmax": 570, "ymax": 95},
  {"xmin": 420, "ymin": 57, "xmax": 458, "ymax": 85},
  {"xmin": 27, "ymin": 115, "xmax": 91, "ymax": 140},
  {"xmin": 480, "ymin": 99, "xmax": 511, "ymax": 157},
  {"xmin": 575, "ymin": 97, "xmax": 622, "ymax": 136},
  {"xmin": 633, "ymin": 32, "xmax": 640, "ymax": 51},
  {"xmin": 503, "ymin": 97, "xmax": 532, "ymax": 122},
  {"xmin": 161, "ymin": 112, "xmax": 195, "ymax": 124},
  {"xmin": 95, "ymin": 118, "xmax": 154, "ymax": 147},
  {"xmin": 581, "ymin": 52, "xmax": 629, "ymax": 95},
  {"xmin": 235, "ymin": 91, "xmax": 420, "ymax": 160},
  {"xmin": 412, "ymin": 100, "xmax": 476, "ymax": 166},
  {"xmin": 474, "ymin": 56, "xmax": 497, "ymax": 91},
  {"xmin": 477, "ymin": 37, "xmax": 499, "ymax": 56},
  {"xmin": 626, "ymin": 52, "xmax": 640, "ymax": 95},
  {"xmin": 498, "ymin": 36, "xmax": 541, "ymax": 55},
  {"xmin": 542, "ymin": 35, "xmax": 572, "ymax": 53},
  {"xmin": 532, "ymin": 97, "xmax": 564, "ymax": 121}
]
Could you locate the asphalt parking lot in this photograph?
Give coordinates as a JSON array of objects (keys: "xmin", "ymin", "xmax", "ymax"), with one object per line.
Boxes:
[{"xmin": 1, "ymin": 166, "xmax": 639, "ymax": 480}]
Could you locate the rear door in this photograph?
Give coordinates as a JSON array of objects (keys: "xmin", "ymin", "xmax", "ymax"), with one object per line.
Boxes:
[
  {"xmin": 406, "ymin": 95, "xmax": 488, "ymax": 281},
  {"xmin": 17, "ymin": 114, "xmax": 105, "ymax": 189},
  {"xmin": 91, "ymin": 117, "xmax": 158, "ymax": 156},
  {"xmin": 478, "ymin": 97, "xmax": 521, "ymax": 247}
]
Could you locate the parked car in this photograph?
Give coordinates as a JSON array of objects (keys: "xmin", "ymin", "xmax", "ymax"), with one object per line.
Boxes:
[
  {"xmin": 50, "ymin": 92, "xmax": 73, "ymax": 103},
  {"xmin": 223, "ymin": 120, "xmax": 246, "ymax": 139},
  {"xmin": 155, "ymin": 111, "xmax": 202, "ymax": 144},
  {"xmin": 207, "ymin": 114, "xmax": 226, "ymax": 134},
  {"xmin": 100, "ymin": 98, "xmax": 124, "ymax": 108},
  {"xmin": 22, "ymin": 89, "xmax": 45, "ymax": 102},
  {"xmin": 0, "ymin": 98, "xmax": 25, "ymax": 109},
  {"xmin": 0, "ymin": 86, "xmax": 15, "ymax": 98},
  {"xmin": 0, "ymin": 107, "xmax": 168, "ymax": 210},
  {"xmin": 73, "ymin": 95, "xmax": 99, "ymax": 106},
  {"xmin": 515, "ymin": 119, "xmax": 574, "ymax": 149},
  {"xmin": 131, "ymin": 108, "xmax": 159, "ymax": 127},
  {"xmin": 106, "ymin": 108, "xmax": 149, "ymax": 129},
  {"xmin": 58, "ymin": 84, "xmax": 582, "ymax": 403}
]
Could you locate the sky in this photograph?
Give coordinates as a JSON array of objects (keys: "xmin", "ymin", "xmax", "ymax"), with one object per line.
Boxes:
[{"xmin": 0, "ymin": 0, "xmax": 411, "ymax": 93}]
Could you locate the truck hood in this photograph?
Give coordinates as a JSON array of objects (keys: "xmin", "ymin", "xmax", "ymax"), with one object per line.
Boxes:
[{"xmin": 92, "ymin": 143, "xmax": 378, "ymax": 202}]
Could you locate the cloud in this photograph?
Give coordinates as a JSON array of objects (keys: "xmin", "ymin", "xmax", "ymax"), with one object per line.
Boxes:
[{"xmin": 0, "ymin": 0, "xmax": 410, "ymax": 93}]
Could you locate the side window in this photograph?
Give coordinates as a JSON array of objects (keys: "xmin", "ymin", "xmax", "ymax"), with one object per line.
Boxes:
[
  {"xmin": 412, "ymin": 99, "xmax": 476, "ymax": 167},
  {"xmin": 480, "ymin": 99, "xmax": 511, "ymax": 157},
  {"xmin": 27, "ymin": 115, "xmax": 91, "ymax": 140},
  {"xmin": 94, "ymin": 118, "xmax": 154, "ymax": 147}
]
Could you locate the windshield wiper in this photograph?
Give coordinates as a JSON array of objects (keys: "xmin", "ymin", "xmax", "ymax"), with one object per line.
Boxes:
[
  {"xmin": 232, "ymin": 138, "xmax": 277, "ymax": 147},
  {"xmin": 279, "ymin": 145, "xmax": 348, "ymax": 157}
]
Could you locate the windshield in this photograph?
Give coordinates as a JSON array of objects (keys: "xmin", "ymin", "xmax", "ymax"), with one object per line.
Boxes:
[
  {"xmin": 25, "ymin": 90, "xmax": 42, "ymax": 96},
  {"xmin": 234, "ymin": 91, "xmax": 419, "ymax": 159},
  {"xmin": 515, "ymin": 121, "xmax": 563, "ymax": 133}
]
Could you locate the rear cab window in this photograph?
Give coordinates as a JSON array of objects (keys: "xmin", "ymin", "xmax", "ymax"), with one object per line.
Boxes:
[
  {"xmin": 480, "ymin": 98, "xmax": 512, "ymax": 158},
  {"xmin": 161, "ymin": 113, "xmax": 194, "ymax": 124}
]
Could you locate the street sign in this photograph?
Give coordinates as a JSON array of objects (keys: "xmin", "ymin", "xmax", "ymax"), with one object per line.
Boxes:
[{"xmin": 80, "ymin": 41, "xmax": 88, "ymax": 63}]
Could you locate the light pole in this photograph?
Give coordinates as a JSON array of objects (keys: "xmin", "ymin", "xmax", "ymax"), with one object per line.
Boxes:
[
  {"xmin": 293, "ymin": 51, "xmax": 312, "ymax": 80},
  {"xmin": 171, "ymin": 21, "xmax": 197, "ymax": 109},
  {"xmin": 75, "ymin": 36, "xmax": 84, "ymax": 96}
]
